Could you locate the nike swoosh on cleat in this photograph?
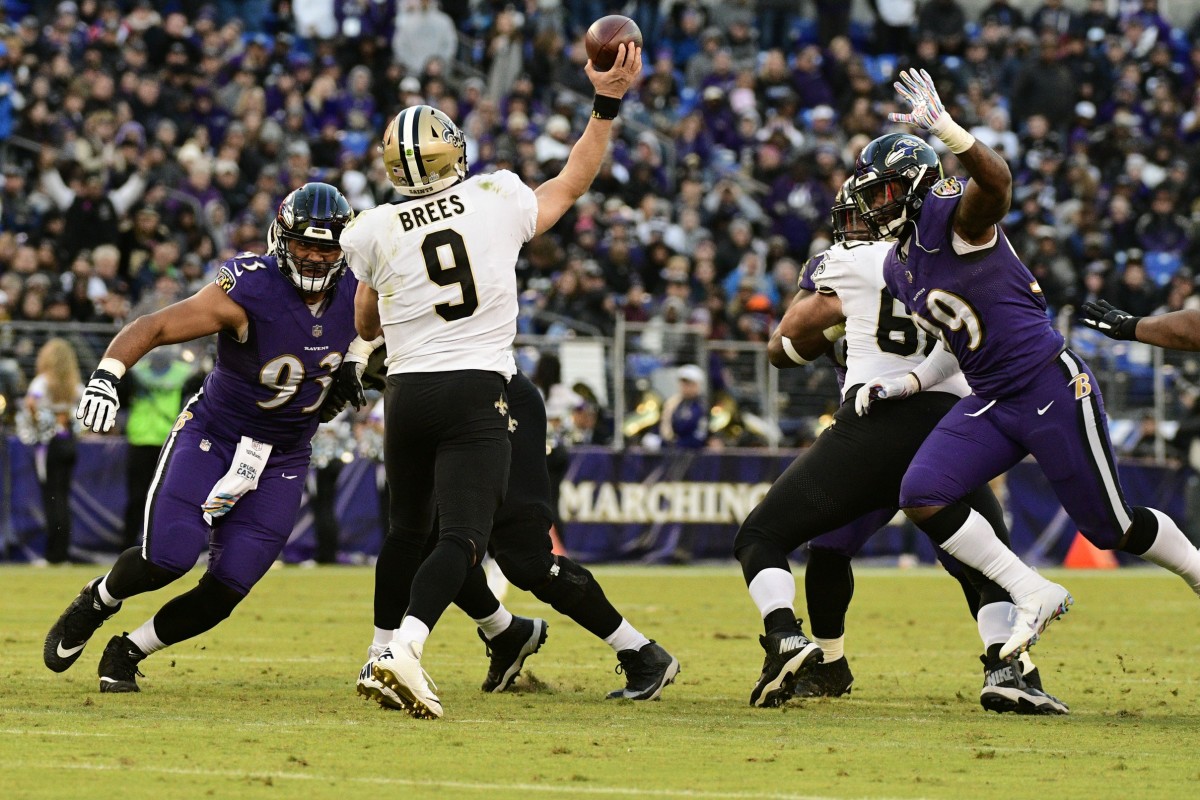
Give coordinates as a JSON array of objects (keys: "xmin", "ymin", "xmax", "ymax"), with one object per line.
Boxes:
[
  {"xmin": 56, "ymin": 641, "xmax": 85, "ymax": 659},
  {"xmin": 1037, "ymin": 402, "xmax": 1054, "ymax": 415}
]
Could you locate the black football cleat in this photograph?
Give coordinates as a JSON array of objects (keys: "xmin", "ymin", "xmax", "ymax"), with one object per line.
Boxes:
[
  {"xmin": 98, "ymin": 634, "xmax": 147, "ymax": 693},
  {"xmin": 749, "ymin": 623, "xmax": 823, "ymax": 707},
  {"xmin": 979, "ymin": 652, "xmax": 1068, "ymax": 715},
  {"xmin": 606, "ymin": 641, "xmax": 680, "ymax": 700},
  {"xmin": 478, "ymin": 616, "xmax": 548, "ymax": 693},
  {"xmin": 44, "ymin": 577, "xmax": 120, "ymax": 673},
  {"xmin": 792, "ymin": 656, "xmax": 854, "ymax": 698}
]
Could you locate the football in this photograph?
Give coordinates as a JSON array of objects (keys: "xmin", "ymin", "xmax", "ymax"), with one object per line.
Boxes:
[{"xmin": 585, "ymin": 15, "xmax": 643, "ymax": 72}]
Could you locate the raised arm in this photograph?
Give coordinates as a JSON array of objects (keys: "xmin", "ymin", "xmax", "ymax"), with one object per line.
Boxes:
[
  {"xmin": 889, "ymin": 68, "xmax": 1010, "ymax": 244},
  {"xmin": 532, "ymin": 44, "xmax": 642, "ymax": 238}
]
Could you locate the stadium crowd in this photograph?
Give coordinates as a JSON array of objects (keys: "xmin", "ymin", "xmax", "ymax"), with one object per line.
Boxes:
[{"xmin": 2, "ymin": 0, "xmax": 1200, "ymax": 445}]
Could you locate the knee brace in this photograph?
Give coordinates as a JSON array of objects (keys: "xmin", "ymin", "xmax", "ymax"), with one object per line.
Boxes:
[
  {"xmin": 528, "ymin": 555, "xmax": 594, "ymax": 614},
  {"xmin": 441, "ymin": 529, "xmax": 486, "ymax": 567},
  {"xmin": 1118, "ymin": 506, "xmax": 1158, "ymax": 555},
  {"xmin": 491, "ymin": 510, "xmax": 555, "ymax": 590},
  {"xmin": 494, "ymin": 547, "xmax": 555, "ymax": 593}
]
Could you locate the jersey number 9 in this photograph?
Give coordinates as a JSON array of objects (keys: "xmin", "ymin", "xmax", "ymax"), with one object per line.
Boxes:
[{"xmin": 422, "ymin": 229, "xmax": 479, "ymax": 321}]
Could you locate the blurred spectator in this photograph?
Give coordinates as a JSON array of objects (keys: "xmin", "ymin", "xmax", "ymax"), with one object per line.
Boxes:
[
  {"xmin": 871, "ymin": 0, "xmax": 917, "ymax": 55},
  {"xmin": 569, "ymin": 398, "xmax": 611, "ymax": 446},
  {"xmin": 1030, "ymin": 0, "xmax": 1075, "ymax": 37},
  {"xmin": 392, "ymin": 0, "xmax": 457, "ymax": 76},
  {"xmin": 1106, "ymin": 249, "xmax": 1160, "ymax": 317},
  {"xmin": 918, "ymin": 0, "xmax": 967, "ymax": 56},
  {"xmin": 1011, "ymin": 36, "xmax": 1077, "ymax": 129},
  {"xmin": 22, "ymin": 338, "xmax": 83, "ymax": 565},
  {"xmin": 660, "ymin": 364, "xmax": 709, "ymax": 450}
]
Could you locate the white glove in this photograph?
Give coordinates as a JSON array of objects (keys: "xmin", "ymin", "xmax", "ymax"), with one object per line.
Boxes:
[
  {"xmin": 77, "ymin": 367, "xmax": 121, "ymax": 433},
  {"xmin": 854, "ymin": 373, "xmax": 919, "ymax": 417},
  {"xmin": 889, "ymin": 68, "xmax": 975, "ymax": 154},
  {"xmin": 889, "ymin": 69, "xmax": 947, "ymax": 131}
]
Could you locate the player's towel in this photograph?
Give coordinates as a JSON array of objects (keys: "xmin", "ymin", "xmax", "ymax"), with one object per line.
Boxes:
[{"xmin": 202, "ymin": 436, "xmax": 273, "ymax": 525}]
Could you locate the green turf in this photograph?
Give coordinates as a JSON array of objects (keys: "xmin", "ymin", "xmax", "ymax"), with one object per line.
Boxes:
[{"xmin": 3, "ymin": 565, "xmax": 1200, "ymax": 800}]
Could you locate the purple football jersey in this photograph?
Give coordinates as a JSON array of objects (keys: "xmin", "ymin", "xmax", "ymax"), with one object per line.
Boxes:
[
  {"xmin": 882, "ymin": 177, "xmax": 1064, "ymax": 400},
  {"xmin": 797, "ymin": 252, "xmax": 824, "ymax": 294},
  {"xmin": 190, "ymin": 253, "xmax": 358, "ymax": 450}
]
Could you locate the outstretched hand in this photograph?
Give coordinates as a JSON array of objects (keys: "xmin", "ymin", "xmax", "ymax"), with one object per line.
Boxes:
[
  {"xmin": 889, "ymin": 69, "xmax": 947, "ymax": 131},
  {"xmin": 585, "ymin": 43, "xmax": 643, "ymax": 100},
  {"xmin": 1079, "ymin": 300, "xmax": 1141, "ymax": 341}
]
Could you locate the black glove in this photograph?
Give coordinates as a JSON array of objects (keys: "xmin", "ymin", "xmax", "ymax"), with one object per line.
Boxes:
[
  {"xmin": 1079, "ymin": 300, "xmax": 1141, "ymax": 341},
  {"xmin": 318, "ymin": 361, "xmax": 366, "ymax": 423}
]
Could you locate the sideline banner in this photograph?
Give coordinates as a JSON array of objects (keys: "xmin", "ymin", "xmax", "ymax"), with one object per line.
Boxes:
[{"xmin": 2, "ymin": 438, "xmax": 1191, "ymax": 563}]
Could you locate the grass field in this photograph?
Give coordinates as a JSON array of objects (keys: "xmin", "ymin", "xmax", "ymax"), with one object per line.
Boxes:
[{"xmin": 3, "ymin": 565, "xmax": 1200, "ymax": 800}]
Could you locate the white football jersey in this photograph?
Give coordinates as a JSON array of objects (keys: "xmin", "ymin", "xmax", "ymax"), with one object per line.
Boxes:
[
  {"xmin": 808, "ymin": 240, "xmax": 970, "ymax": 400},
  {"xmin": 342, "ymin": 170, "xmax": 538, "ymax": 378}
]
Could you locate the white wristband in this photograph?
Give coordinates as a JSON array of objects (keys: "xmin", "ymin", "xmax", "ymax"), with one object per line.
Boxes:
[
  {"xmin": 781, "ymin": 337, "xmax": 811, "ymax": 366},
  {"xmin": 345, "ymin": 335, "xmax": 384, "ymax": 365},
  {"xmin": 98, "ymin": 357, "xmax": 127, "ymax": 380},
  {"xmin": 930, "ymin": 114, "xmax": 976, "ymax": 155}
]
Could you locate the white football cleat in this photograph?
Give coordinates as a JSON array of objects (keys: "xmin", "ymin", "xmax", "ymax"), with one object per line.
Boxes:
[
  {"xmin": 1000, "ymin": 582, "xmax": 1073, "ymax": 659},
  {"xmin": 356, "ymin": 646, "xmax": 409, "ymax": 712},
  {"xmin": 371, "ymin": 640, "xmax": 443, "ymax": 720}
]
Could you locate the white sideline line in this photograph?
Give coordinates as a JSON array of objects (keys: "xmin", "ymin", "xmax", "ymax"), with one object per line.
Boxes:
[
  {"xmin": 0, "ymin": 761, "xmax": 916, "ymax": 800},
  {"xmin": 0, "ymin": 729, "xmax": 113, "ymax": 737}
]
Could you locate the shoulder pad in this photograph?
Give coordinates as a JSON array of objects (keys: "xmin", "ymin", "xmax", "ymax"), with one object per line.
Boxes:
[{"xmin": 214, "ymin": 253, "xmax": 274, "ymax": 296}]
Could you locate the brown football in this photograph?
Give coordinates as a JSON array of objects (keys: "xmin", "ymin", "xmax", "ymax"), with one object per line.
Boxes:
[{"xmin": 585, "ymin": 15, "xmax": 643, "ymax": 72}]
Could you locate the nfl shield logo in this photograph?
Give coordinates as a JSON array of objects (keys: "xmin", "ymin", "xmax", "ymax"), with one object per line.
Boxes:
[{"xmin": 312, "ymin": 324, "xmax": 323, "ymax": 338}]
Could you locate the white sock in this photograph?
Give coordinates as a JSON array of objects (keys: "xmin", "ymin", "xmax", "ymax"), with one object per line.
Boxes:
[
  {"xmin": 603, "ymin": 619, "xmax": 651, "ymax": 654},
  {"xmin": 96, "ymin": 575, "xmax": 123, "ymax": 608},
  {"xmin": 747, "ymin": 567, "xmax": 795, "ymax": 618},
  {"xmin": 126, "ymin": 619, "xmax": 166, "ymax": 656},
  {"xmin": 372, "ymin": 626, "xmax": 393, "ymax": 651},
  {"xmin": 977, "ymin": 601, "xmax": 1016, "ymax": 650},
  {"xmin": 814, "ymin": 635, "xmax": 844, "ymax": 662},
  {"xmin": 939, "ymin": 509, "xmax": 1047, "ymax": 601},
  {"xmin": 394, "ymin": 616, "xmax": 430, "ymax": 649},
  {"xmin": 1140, "ymin": 509, "xmax": 1200, "ymax": 593},
  {"xmin": 473, "ymin": 606, "xmax": 514, "ymax": 640}
]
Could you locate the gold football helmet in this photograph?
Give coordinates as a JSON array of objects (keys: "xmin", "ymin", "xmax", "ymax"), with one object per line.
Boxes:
[{"xmin": 381, "ymin": 105, "xmax": 467, "ymax": 197}]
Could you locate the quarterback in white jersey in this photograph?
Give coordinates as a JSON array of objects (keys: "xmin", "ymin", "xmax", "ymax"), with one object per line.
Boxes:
[
  {"xmin": 335, "ymin": 45, "xmax": 644, "ymax": 720},
  {"xmin": 341, "ymin": 169, "xmax": 537, "ymax": 379},
  {"xmin": 735, "ymin": 177, "xmax": 1066, "ymax": 714}
]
